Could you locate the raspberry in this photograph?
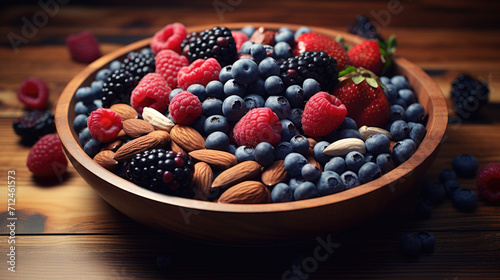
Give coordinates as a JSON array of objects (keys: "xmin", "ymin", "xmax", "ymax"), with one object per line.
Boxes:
[
  {"xmin": 150, "ymin": 22, "xmax": 187, "ymax": 54},
  {"xmin": 13, "ymin": 110, "xmax": 55, "ymax": 145},
  {"xmin": 231, "ymin": 31, "xmax": 249, "ymax": 52},
  {"xmin": 168, "ymin": 91, "xmax": 202, "ymax": 125},
  {"xmin": 302, "ymin": 92, "xmax": 347, "ymax": 137},
  {"xmin": 477, "ymin": 162, "xmax": 500, "ymax": 202},
  {"xmin": 87, "ymin": 108, "xmax": 123, "ymax": 143},
  {"xmin": 233, "ymin": 107, "xmax": 282, "ymax": 147},
  {"xmin": 155, "ymin": 49, "xmax": 189, "ymax": 88},
  {"xmin": 131, "ymin": 73, "xmax": 171, "ymax": 114},
  {"xmin": 27, "ymin": 134, "xmax": 68, "ymax": 178},
  {"xmin": 177, "ymin": 58, "xmax": 222, "ymax": 90},
  {"xmin": 66, "ymin": 30, "xmax": 101, "ymax": 63},
  {"xmin": 17, "ymin": 77, "xmax": 49, "ymax": 109}
]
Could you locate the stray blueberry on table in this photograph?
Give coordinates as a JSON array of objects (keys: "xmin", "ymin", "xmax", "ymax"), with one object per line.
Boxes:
[
  {"xmin": 443, "ymin": 180, "xmax": 461, "ymax": 198},
  {"xmin": 452, "ymin": 154, "xmax": 478, "ymax": 178},
  {"xmin": 439, "ymin": 169, "xmax": 458, "ymax": 184},
  {"xmin": 400, "ymin": 232, "xmax": 422, "ymax": 257},
  {"xmin": 416, "ymin": 231, "xmax": 436, "ymax": 251},
  {"xmin": 452, "ymin": 188, "xmax": 478, "ymax": 212}
]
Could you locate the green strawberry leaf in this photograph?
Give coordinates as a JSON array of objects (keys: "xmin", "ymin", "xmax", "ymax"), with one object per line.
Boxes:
[
  {"xmin": 352, "ymin": 75, "xmax": 366, "ymax": 85},
  {"xmin": 365, "ymin": 77, "xmax": 379, "ymax": 88},
  {"xmin": 338, "ymin": 66, "xmax": 357, "ymax": 77}
]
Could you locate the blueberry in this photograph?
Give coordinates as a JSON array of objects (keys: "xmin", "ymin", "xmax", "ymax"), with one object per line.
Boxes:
[
  {"xmin": 379, "ymin": 76, "xmax": 391, "ymax": 86},
  {"xmin": 294, "ymin": 181, "xmax": 319, "ymax": 200},
  {"xmin": 204, "ymin": 115, "xmax": 230, "ymax": 135},
  {"xmin": 235, "ymin": 146, "xmax": 255, "ymax": 162},
  {"xmin": 290, "ymin": 135, "xmax": 309, "ymax": 155},
  {"xmin": 288, "ymin": 108, "xmax": 303, "ymax": 130},
  {"xmin": 191, "ymin": 115, "xmax": 207, "ymax": 135},
  {"xmin": 243, "ymin": 94, "xmax": 265, "ymax": 110},
  {"xmin": 265, "ymin": 95, "xmax": 290, "ymax": 119},
  {"xmin": 313, "ymin": 141, "xmax": 332, "ymax": 165},
  {"xmin": 247, "ymin": 78, "xmax": 267, "ymax": 98},
  {"xmin": 275, "ymin": 29, "xmax": 295, "ymax": 46},
  {"xmin": 400, "ymin": 232, "xmax": 421, "ymax": 257},
  {"xmin": 316, "ymin": 171, "xmax": 345, "ymax": 196},
  {"xmin": 280, "ymin": 119, "xmax": 298, "ymax": 141},
  {"xmin": 416, "ymin": 198, "xmax": 432, "ymax": 219},
  {"xmin": 76, "ymin": 86, "xmax": 96, "ymax": 104},
  {"xmin": 271, "ymin": 183, "xmax": 293, "ymax": 202},
  {"xmin": 341, "ymin": 171, "xmax": 360, "ymax": 189},
  {"xmin": 339, "ymin": 117, "xmax": 358, "ymax": 130},
  {"xmin": 390, "ymin": 120, "xmax": 409, "ymax": 141},
  {"xmin": 358, "ymin": 162, "xmax": 382, "ymax": 184},
  {"xmin": 258, "ymin": 57, "xmax": 280, "ymax": 79},
  {"xmin": 295, "ymin": 26, "xmax": 312, "ymax": 39},
  {"xmin": 365, "ymin": 134, "xmax": 391, "ymax": 155},
  {"xmin": 444, "ymin": 180, "xmax": 461, "ymax": 198},
  {"xmin": 109, "ymin": 60, "xmax": 121, "ymax": 71},
  {"xmin": 384, "ymin": 83, "xmax": 398, "ymax": 103},
  {"xmin": 93, "ymin": 99, "xmax": 102, "ymax": 109},
  {"xmin": 420, "ymin": 182, "xmax": 445, "ymax": 204},
  {"xmin": 390, "ymin": 104, "xmax": 406, "ymax": 122},
  {"xmin": 274, "ymin": 42, "xmax": 292, "ymax": 59},
  {"xmin": 228, "ymin": 144, "xmax": 237, "ymax": 155},
  {"xmin": 95, "ymin": 68, "xmax": 112, "ymax": 81},
  {"xmin": 83, "ymin": 137, "xmax": 102, "ymax": 158},
  {"xmin": 240, "ymin": 25, "xmax": 255, "ymax": 38},
  {"xmin": 264, "ymin": 76, "xmax": 285, "ymax": 96},
  {"xmin": 321, "ymin": 130, "xmax": 340, "ymax": 145},
  {"xmin": 263, "ymin": 45, "xmax": 276, "ymax": 58},
  {"xmin": 74, "ymin": 101, "xmax": 97, "ymax": 115},
  {"xmin": 398, "ymin": 89, "xmax": 416, "ymax": 105},
  {"xmin": 302, "ymin": 78, "xmax": 321, "ymax": 100},
  {"xmin": 394, "ymin": 98, "xmax": 408, "ymax": 109},
  {"xmin": 452, "ymin": 154, "xmax": 478, "ymax": 178},
  {"xmin": 219, "ymin": 65, "xmax": 234, "ymax": 84},
  {"xmin": 391, "ymin": 139, "xmax": 416, "ymax": 165},
  {"xmin": 452, "ymin": 188, "xmax": 478, "ymax": 212},
  {"xmin": 406, "ymin": 103, "xmax": 425, "ymax": 123},
  {"xmin": 239, "ymin": 41, "xmax": 254, "ymax": 54},
  {"xmin": 439, "ymin": 169, "xmax": 457, "ymax": 184},
  {"xmin": 232, "ymin": 58, "xmax": 259, "ymax": 84},
  {"xmin": 222, "ymin": 95, "xmax": 247, "ymax": 123},
  {"xmin": 202, "ymin": 98, "xmax": 223, "ymax": 116},
  {"xmin": 275, "ymin": 141, "xmax": 294, "ymax": 160},
  {"xmin": 339, "ymin": 129, "xmax": 362, "ymax": 140},
  {"xmin": 289, "ymin": 177, "xmax": 307, "ymax": 192},
  {"xmin": 376, "ymin": 153, "xmax": 395, "ymax": 174},
  {"xmin": 364, "ymin": 152, "xmax": 375, "ymax": 163},
  {"xmin": 187, "ymin": 84, "xmax": 206, "ymax": 102},
  {"xmin": 250, "ymin": 43, "xmax": 267, "ymax": 61},
  {"xmin": 79, "ymin": 127, "xmax": 92, "ymax": 146},
  {"xmin": 408, "ymin": 122, "xmax": 427, "ymax": 145},
  {"xmin": 345, "ymin": 151, "xmax": 365, "ymax": 173},
  {"xmin": 391, "ymin": 75, "xmax": 410, "ymax": 90},
  {"xmin": 301, "ymin": 164, "xmax": 320, "ymax": 182},
  {"xmin": 224, "ymin": 79, "xmax": 247, "ymax": 97},
  {"xmin": 205, "ymin": 131, "xmax": 229, "ymax": 151},
  {"xmin": 73, "ymin": 114, "xmax": 88, "ymax": 133},
  {"xmin": 324, "ymin": 157, "xmax": 346, "ymax": 174},
  {"xmin": 285, "ymin": 85, "xmax": 305, "ymax": 108},
  {"xmin": 416, "ymin": 231, "xmax": 436, "ymax": 251},
  {"xmin": 284, "ymin": 152, "xmax": 308, "ymax": 177},
  {"xmin": 254, "ymin": 142, "xmax": 275, "ymax": 167}
]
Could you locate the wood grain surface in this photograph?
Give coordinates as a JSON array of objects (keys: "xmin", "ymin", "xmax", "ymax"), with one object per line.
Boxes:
[{"xmin": 1, "ymin": 1, "xmax": 500, "ymax": 279}]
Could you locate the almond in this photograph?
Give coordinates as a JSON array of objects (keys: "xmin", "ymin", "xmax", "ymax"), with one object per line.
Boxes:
[
  {"xmin": 192, "ymin": 162, "xmax": 214, "ymax": 200},
  {"xmin": 170, "ymin": 125, "xmax": 205, "ymax": 152},
  {"xmin": 101, "ymin": 139, "xmax": 122, "ymax": 151},
  {"xmin": 122, "ymin": 119, "xmax": 154, "ymax": 138},
  {"xmin": 211, "ymin": 161, "xmax": 261, "ymax": 190},
  {"xmin": 250, "ymin": 27, "xmax": 275, "ymax": 45},
  {"xmin": 114, "ymin": 130, "xmax": 169, "ymax": 162},
  {"xmin": 307, "ymin": 156, "xmax": 322, "ymax": 171},
  {"xmin": 148, "ymin": 130, "xmax": 170, "ymax": 146},
  {"xmin": 142, "ymin": 107, "xmax": 175, "ymax": 132},
  {"xmin": 218, "ymin": 181, "xmax": 271, "ymax": 204},
  {"xmin": 261, "ymin": 160, "xmax": 289, "ymax": 186},
  {"xmin": 189, "ymin": 149, "xmax": 238, "ymax": 170},
  {"xmin": 94, "ymin": 150, "xmax": 118, "ymax": 171},
  {"xmin": 358, "ymin": 125, "xmax": 392, "ymax": 140},
  {"xmin": 170, "ymin": 139, "xmax": 185, "ymax": 154},
  {"xmin": 110, "ymin": 103, "xmax": 138, "ymax": 120},
  {"xmin": 307, "ymin": 137, "xmax": 318, "ymax": 157},
  {"xmin": 323, "ymin": 138, "xmax": 366, "ymax": 157}
]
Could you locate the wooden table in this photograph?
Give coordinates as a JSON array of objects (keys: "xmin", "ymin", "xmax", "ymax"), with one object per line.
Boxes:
[{"xmin": 1, "ymin": 1, "xmax": 500, "ymax": 279}]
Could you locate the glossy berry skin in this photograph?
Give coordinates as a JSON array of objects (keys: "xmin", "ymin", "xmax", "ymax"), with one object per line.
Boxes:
[
  {"xmin": 302, "ymin": 78, "xmax": 321, "ymax": 100},
  {"xmin": 235, "ymin": 146, "xmax": 255, "ymax": 162},
  {"xmin": 284, "ymin": 152, "xmax": 308, "ymax": 178},
  {"xmin": 258, "ymin": 57, "xmax": 280, "ymax": 79},
  {"xmin": 288, "ymin": 108, "xmax": 303, "ymax": 130},
  {"xmin": 290, "ymin": 135, "xmax": 309, "ymax": 155},
  {"xmin": 301, "ymin": 163, "xmax": 320, "ymax": 182},
  {"xmin": 365, "ymin": 134, "xmax": 391, "ymax": 155},
  {"xmin": 17, "ymin": 77, "xmax": 49, "ymax": 109},
  {"xmin": 416, "ymin": 231, "xmax": 436, "ymax": 251},
  {"xmin": 324, "ymin": 157, "xmax": 346, "ymax": 174},
  {"xmin": 358, "ymin": 162, "xmax": 382, "ymax": 184},
  {"xmin": 439, "ymin": 169, "xmax": 458, "ymax": 184},
  {"xmin": 254, "ymin": 142, "xmax": 275, "ymax": 167},
  {"xmin": 452, "ymin": 154, "xmax": 478, "ymax": 178},
  {"xmin": 183, "ymin": 26, "xmax": 237, "ymax": 67},
  {"xmin": 243, "ymin": 94, "xmax": 265, "ymax": 110},
  {"xmin": 398, "ymin": 89, "xmax": 416, "ymax": 105},
  {"xmin": 391, "ymin": 75, "xmax": 410, "ymax": 90},
  {"xmin": 150, "ymin": 22, "xmax": 187, "ymax": 54},
  {"xmin": 390, "ymin": 104, "xmax": 406, "ymax": 122},
  {"xmin": 452, "ymin": 188, "xmax": 478, "ymax": 212},
  {"xmin": 205, "ymin": 131, "xmax": 230, "ymax": 151},
  {"xmin": 274, "ymin": 42, "xmax": 292, "ymax": 59},
  {"xmin": 302, "ymin": 92, "xmax": 347, "ymax": 137},
  {"xmin": 341, "ymin": 171, "xmax": 360, "ymax": 189},
  {"xmin": 408, "ymin": 122, "xmax": 427, "ymax": 146},
  {"xmin": 444, "ymin": 180, "xmax": 461, "ymax": 198},
  {"xmin": 345, "ymin": 151, "xmax": 365, "ymax": 173},
  {"xmin": 168, "ymin": 91, "xmax": 202, "ymax": 125},
  {"xmin": 87, "ymin": 108, "xmax": 123, "ymax": 143},
  {"xmin": 275, "ymin": 142, "xmax": 294, "ymax": 160},
  {"xmin": 348, "ymin": 40, "xmax": 384, "ymax": 75},
  {"xmin": 131, "ymin": 73, "xmax": 171, "ymax": 114},
  {"xmin": 250, "ymin": 44, "xmax": 267, "ymax": 61},
  {"xmin": 316, "ymin": 170, "xmax": 345, "ymax": 196},
  {"xmin": 280, "ymin": 119, "xmax": 299, "ymax": 142},
  {"xmin": 222, "ymin": 95, "xmax": 247, "ymax": 123},
  {"xmin": 224, "ymin": 79, "xmax": 247, "ymax": 98},
  {"xmin": 405, "ymin": 103, "xmax": 425, "ymax": 123},
  {"xmin": 294, "ymin": 181, "xmax": 319, "ymax": 201},
  {"xmin": 264, "ymin": 76, "xmax": 285, "ymax": 96},
  {"xmin": 219, "ymin": 65, "xmax": 234, "ymax": 84},
  {"xmin": 187, "ymin": 84, "xmax": 206, "ymax": 102},
  {"xmin": 391, "ymin": 139, "xmax": 416, "ymax": 165},
  {"xmin": 400, "ymin": 232, "xmax": 421, "ymax": 257},
  {"xmin": 376, "ymin": 153, "xmax": 395, "ymax": 174},
  {"xmin": 476, "ymin": 162, "xmax": 500, "ymax": 202},
  {"xmin": 233, "ymin": 107, "xmax": 281, "ymax": 147},
  {"xmin": 204, "ymin": 115, "xmax": 230, "ymax": 135},
  {"xmin": 232, "ymin": 58, "xmax": 259, "ymax": 84},
  {"xmin": 285, "ymin": 85, "xmax": 305, "ymax": 109},
  {"xmin": 177, "ymin": 58, "xmax": 222, "ymax": 90},
  {"xmin": 27, "ymin": 134, "xmax": 68, "ymax": 177},
  {"xmin": 420, "ymin": 182, "xmax": 445, "ymax": 205},
  {"xmin": 271, "ymin": 183, "xmax": 293, "ymax": 203},
  {"xmin": 313, "ymin": 141, "xmax": 332, "ymax": 165},
  {"xmin": 289, "ymin": 177, "xmax": 307, "ymax": 193},
  {"xmin": 294, "ymin": 32, "xmax": 349, "ymax": 70},
  {"xmin": 205, "ymin": 80, "xmax": 225, "ymax": 99},
  {"xmin": 13, "ymin": 110, "xmax": 55, "ymax": 146},
  {"xmin": 265, "ymin": 95, "xmax": 291, "ymax": 120},
  {"xmin": 390, "ymin": 120, "xmax": 409, "ymax": 141},
  {"xmin": 101, "ymin": 69, "xmax": 139, "ymax": 108},
  {"xmin": 202, "ymin": 98, "xmax": 223, "ymax": 116}
]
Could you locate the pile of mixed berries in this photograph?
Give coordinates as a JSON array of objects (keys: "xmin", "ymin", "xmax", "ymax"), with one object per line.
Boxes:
[{"xmin": 71, "ymin": 22, "xmax": 427, "ymax": 203}]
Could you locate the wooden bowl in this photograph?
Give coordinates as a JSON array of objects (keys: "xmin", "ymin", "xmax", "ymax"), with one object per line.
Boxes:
[{"xmin": 55, "ymin": 23, "xmax": 448, "ymax": 245}]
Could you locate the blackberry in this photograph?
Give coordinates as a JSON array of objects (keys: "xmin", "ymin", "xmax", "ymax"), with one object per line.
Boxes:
[
  {"xmin": 100, "ymin": 69, "xmax": 139, "ymax": 108},
  {"xmin": 120, "ymin": 49, "xmax": 155, "ymax": 80},
  {"xmin": 450, "ymin": 74, "xmax": 489, "ymax": 119},
  {"xmin": 184, "ymin": 26, "xmax": 237, "ymax": 67},
  {"xmin": 279, "ymin": 51, "xmax": 339, "ymax": 92},
  {"xmin": 180, "ymin": 31, "xmax": 200, "ymax": 56},
  {"xmin": 348, "ymin": 15, "xmax": 384, "ymax": 41},
  {"xmin": 13, "ymin": 110, "xmax": 55, "ymax": 146},
  {"xmin": 126, "ymin": 149, "xmax": 195, "ymax": 197}
]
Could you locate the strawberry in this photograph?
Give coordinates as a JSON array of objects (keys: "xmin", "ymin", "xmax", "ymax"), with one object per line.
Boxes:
[
  {"xmin": 294, "ymin": 32, "xmax": 350, "ymax": 71},
  {"xmin": 332, "ymin": 68, "xmax": 390, "ymax": 128},
  {"xmin": 348, "ymin": 35, "xmax": 396, "ymax": 76}
]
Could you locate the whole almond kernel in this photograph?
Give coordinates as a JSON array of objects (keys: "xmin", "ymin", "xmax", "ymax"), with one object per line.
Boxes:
[
  {"xmin": 101, "ymin": 139, "xmax": 123, "ymax": 151},
  {"xmin": 189, "ymin": 149, "xmax": 238, "ymax": 169},
  {"xmin": 142, "ymin": 107, "xmax": 175, "ymax": 132},
  {"xmin": 307, "ymin": 156, "xmax": 322, "ymax": 171},
  {"xmin": 211, "ymin": 161, "xmax": 261, "ymax": 190},
  {"xmin": 113, "ymin": 131, "xmax": 169, "ymax": 162},
  {"xmin": 261, "ymin": 160, "xmax": 289, "ymax": 186},
  {"xmin": 218, "ymin": 181, "xmax": 271, "ymax": 204},
  {"xmin": 192, "ymin": 162, "xmax": 214, "ymax": 200},
  {"xmin": 358, "ymin": 125, "xmax": 392, "ymax": 140},
  {"xmin": 170, "ymin": 125, "xmax": 205, "ymax": 152},
  {"xmin": 170, "ymin": 139, "xmax": 185, "ymax": 154},
  {"xmin": 122, "ymin": 119, "xmax": 154, "ymax": 138},
  {"xmin": 94, "ymin": 150, "xmax": 118, "ymax": 171},
  {"xmin": 110, "ymin": 103, "xmax": 138, "ymax": 120},
  {"xmin": 148, "ymin": 130, "xmax": 170, "ymax": 147},
  {"xmin": 323, "ymin": 138, "xmax": 366, "ymax": 157}
]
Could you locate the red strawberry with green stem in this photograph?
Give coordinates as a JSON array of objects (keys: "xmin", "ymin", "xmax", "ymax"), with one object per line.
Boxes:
[
  {"xmin": 294, "ymin": 32, "xmax": 350, "ymax": 71},
  {"xmin": 332, "ymin": 68, "xmax": 390, "ymax": 128},
  {"xmin": 348, "ymin": 35, "xmax": 397, "ymax": 76}
]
